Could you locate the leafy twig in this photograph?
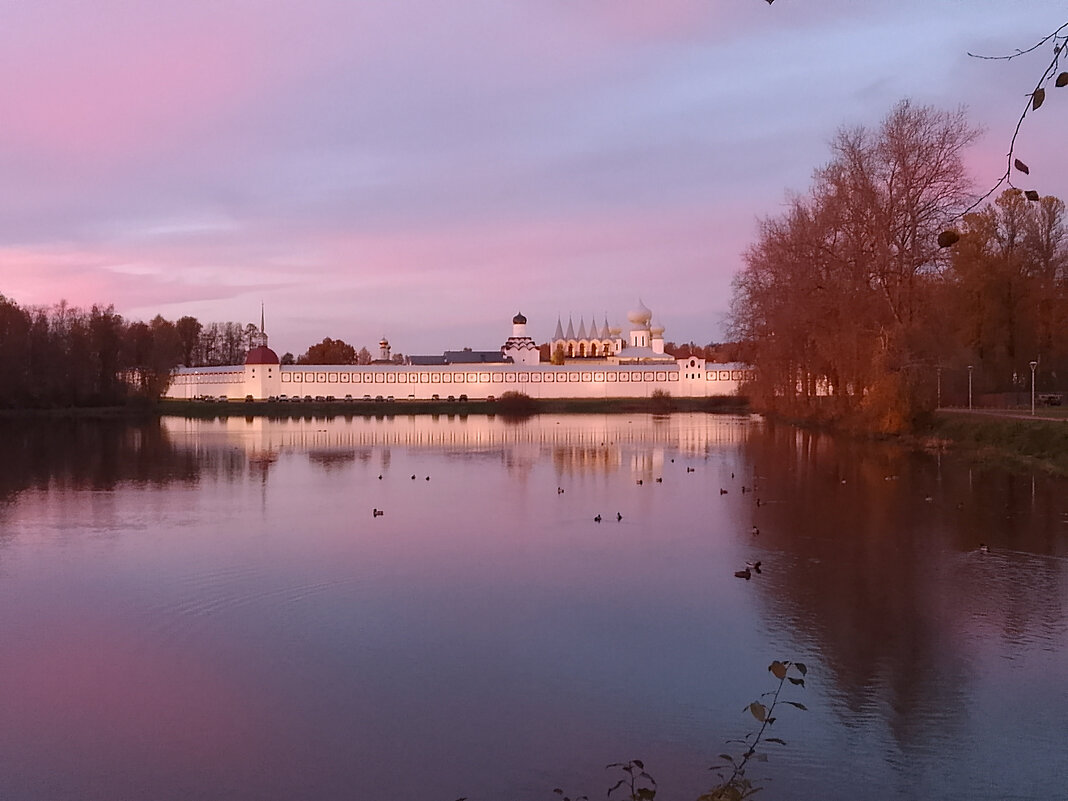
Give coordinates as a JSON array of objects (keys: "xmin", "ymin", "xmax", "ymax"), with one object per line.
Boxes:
[{"xmin": 699, "ymin": 660, "xmax": 808, "ymax": 801}]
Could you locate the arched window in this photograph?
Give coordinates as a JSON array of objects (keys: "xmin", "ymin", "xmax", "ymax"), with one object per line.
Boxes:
[
  {"xmin": 579, "ymin": 343, "xmax": 586, "ymax": 357},
  {"xmin": 591, "ymin": 342, "xmax": 599, "ymax": 356},
  {"xmin": 568, "ymin": 344, "xmax": 574, "ymax": 357}
]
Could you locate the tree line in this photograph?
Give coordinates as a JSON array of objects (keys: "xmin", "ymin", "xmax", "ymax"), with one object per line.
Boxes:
[
  {"xmin": 664, "ymin": 341, "xmax": 746, "ymax": 362},
  {"xmin": 0, "ymin": 296, "xmax": 251, "ymax": 408},
  {"xmin": 0, "ymin": 295, "xmax": 431, "ymax": 409},
  {"xmin": 730, "ymin": 100, "xmax": 1067, "ymax": 432}
]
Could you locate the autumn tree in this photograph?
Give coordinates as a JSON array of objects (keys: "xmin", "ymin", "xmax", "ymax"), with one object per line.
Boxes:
[
  {"xmin": 88, "ymin": 304, "xmax": 127, "ymax": 403},
  {"xmin": 175, "ymin": 316, "xmax": 202, "ymax": 367},
  {"xmin": 731, "ymin": 101, "xmax": 978, "ymax": 431},
  {"xmin": 298, "ymin": 338, "xmax": 357, "ymax": 365},
  {"xmin": 123, "ymin": 315, "xmax": 183, "ymax": 399},
  {"xmin": 946, "ymin": 188, "xmax": 1068, "ymax": 393}
]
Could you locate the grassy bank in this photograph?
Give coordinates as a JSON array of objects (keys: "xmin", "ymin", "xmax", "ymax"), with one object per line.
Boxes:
[
  {"xmin": 157, "ymin": 395, "xmax": 749, "ymax": 418},
  {"xmin": 916, "ymin": 411, "xmax": 1068, "ymax": 475}
]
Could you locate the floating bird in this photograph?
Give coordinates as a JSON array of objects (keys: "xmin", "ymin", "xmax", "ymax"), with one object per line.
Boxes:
[
  {"xmin": 731, "ymin": 472, "xmax": 735, "ymax": 479},
  {"xmin": 686, "ymin": 467, "xmax": 695, "ymax": 473},
  {"xmin": 720, "ymin": 488, "xmax": 728, "ymax": 495},
  {"xmin": 746, "ymin": 560, "xmax": 762, "ymax": 574},
  {"xmin": 637, "ymin": 479, "xmax": 644, "ymax": 486},
  {"xmin": 617, "ymin": 512, "xmax": 623, "ymax": 522},
  {"xmin": 751, "ymin": 525, "xmax": 760, "ymax": 536},
  {"xmin": 656, "ymin": 477, "xmax": 663, "ymax": 483},
  {"xmin": 557, "ymin": 487, "xmax": 565, "ymax": 494},
  {"xmin": 594, "ymin": 514, "xmax": 602, "ymax": 523},
  {"xmin": 756, "ymin": 498, "xmax": 762, "ymax": 507},
  {"xmin": 425, "ymin": 476, "xmax": 430, "ymax": 481},
  {"xmin": 378, "ymin": 474, "xmax": 383, "ymax": 480},
  {"xmin": 979, "ymin": 543, "xmax": 989, "ymax": 553},
  {"xmin": 734, "ymin": 568, "xmax": 751, "ymax": 580},
  {"xmin": 372, "ymin": 508, "xmax": 384, "ymax": 517},
  {"xmin": 741, "ymin": 486, "xmax": 747, "ymax": 494},
  {"xmin": 411, "ymin": 474, "xmax": 417, "ymax": 480},
  {"xmin": 671, "ymin": 458, "xmax": 675, "ymax": 463}
]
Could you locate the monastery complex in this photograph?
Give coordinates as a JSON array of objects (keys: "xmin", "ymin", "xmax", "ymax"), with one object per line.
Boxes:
[{"xmin": 165, "ymin": 302, "xmax": 752, "ymax": 401}]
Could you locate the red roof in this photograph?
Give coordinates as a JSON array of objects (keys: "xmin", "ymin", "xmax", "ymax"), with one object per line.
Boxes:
[{"xmin": 245, "ymin": 345, "xmax": 280, "ymax": 365}]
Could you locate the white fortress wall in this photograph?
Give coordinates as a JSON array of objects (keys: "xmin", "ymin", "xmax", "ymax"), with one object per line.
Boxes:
[
  {"xmin": 167, "ymin": 360, "xmax": 753, "ymax": 400},
  {"xmin": 167, "ymin": 366, "xmax": 251, "ymax": 399}
]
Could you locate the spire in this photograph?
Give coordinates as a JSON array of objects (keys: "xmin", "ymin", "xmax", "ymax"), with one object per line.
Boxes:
[
  {"xmin": 565, "ymin": 316, "xmax": 575, "ymax": 340},
  {"xmin": 553, "ymin": 316, "xmax": 565, "ymax": 341},
  {"xmin": 576, "ymin": 317, "xmax": 587, "ymax": 340},
  {"xmin": 260, "ymin": 303, "xmax": 265, "ymax": 334}
]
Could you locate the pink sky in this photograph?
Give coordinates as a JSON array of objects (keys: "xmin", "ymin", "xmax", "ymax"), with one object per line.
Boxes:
[{"xmin": 1, "ymin": 0, "xmax": 1066, "ymax": 355}]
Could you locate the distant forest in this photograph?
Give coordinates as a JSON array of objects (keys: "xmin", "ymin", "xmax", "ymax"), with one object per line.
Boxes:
[{"xmin": 0, "ymin": 297, "xmax": 251, "ymax": 408}]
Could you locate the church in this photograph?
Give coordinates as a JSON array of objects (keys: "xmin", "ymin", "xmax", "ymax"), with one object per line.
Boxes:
[{"xmin": 549, "ymin": 299, "xmax": 675, "ymax": 364}]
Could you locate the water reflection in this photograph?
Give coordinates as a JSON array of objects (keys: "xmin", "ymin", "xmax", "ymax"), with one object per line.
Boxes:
[
  {"xmin": 0, "ymin": 418, "xmax": 200, "ymax": 502},
  {"xmin": 0, "ymin": 414, "xmax": 1064, "ymax": 801},
  {"xmin": 739, "ymin": 422, "xmax": 1068, "ymax": 798}
]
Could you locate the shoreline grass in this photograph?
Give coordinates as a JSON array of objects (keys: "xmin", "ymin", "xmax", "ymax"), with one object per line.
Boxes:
[{"xmin": 912, "ymin": 411, "xmax": 1068, "ymax": 475}]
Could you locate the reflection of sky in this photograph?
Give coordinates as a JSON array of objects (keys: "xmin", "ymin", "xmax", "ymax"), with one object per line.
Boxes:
[
  {"xmin": 0, "ymin": 414, "xmax": 1066, "ymax": 800},
  {"xmin": 2, "ymin": 2, "xmax": 1067, "ymax": 352}
]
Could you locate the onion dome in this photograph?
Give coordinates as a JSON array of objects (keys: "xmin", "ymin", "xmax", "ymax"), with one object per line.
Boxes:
[
  {"xmin": 627, "ymin": 299, "xmax": 652, "ymax": 326},
  {"xmin": 513, "ymin": 311, "xmax": 527, "ymax": 325},
  {"xmin": 246, "ymin": 345, "xmax": 280, "ymax": 365},
  {"xmin": 650, "ymin": 320, "xmax": 665, "ymax": 336}
]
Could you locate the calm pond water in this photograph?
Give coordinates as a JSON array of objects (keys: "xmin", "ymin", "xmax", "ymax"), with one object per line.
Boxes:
[{"xmin": 0, "ymin": 412, "xmax": 1065, "ymax": 801}]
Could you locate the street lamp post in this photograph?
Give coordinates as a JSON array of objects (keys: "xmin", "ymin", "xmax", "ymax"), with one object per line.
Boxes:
[
  {"xmin": 967, "ymin": 365, "xmax": 973, "ymax": 410},
  {"xmin": 1029, "ymin": 360, "xmax": 1038, "ymax": 415}
]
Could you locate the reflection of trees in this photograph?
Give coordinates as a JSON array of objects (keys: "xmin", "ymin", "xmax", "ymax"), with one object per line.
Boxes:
[
  {"xmin": 739, "ymin": 422, "xmax": 1066, "ymax": 752},
  {"xmin": 0, "ymin": 418, "xmax": 195, "ymax": 503},
  {"xmin": 0, "ymin": 418, "xmax": 250, "ymax": 510}
]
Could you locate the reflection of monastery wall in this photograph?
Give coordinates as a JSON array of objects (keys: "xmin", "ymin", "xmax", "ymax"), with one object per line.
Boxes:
[
  {"xmin": 161, "ymin": 413, "xmax": 751, "ymax": 460},
  {"xmin": 167, "ymin": 362, "xmax": 754, "ymax": 401}
]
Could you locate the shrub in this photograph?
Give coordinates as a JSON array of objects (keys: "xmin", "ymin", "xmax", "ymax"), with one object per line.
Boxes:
[{"xmin": 497, "ymin": 391, "xmax": 537, "ymax": 417}]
